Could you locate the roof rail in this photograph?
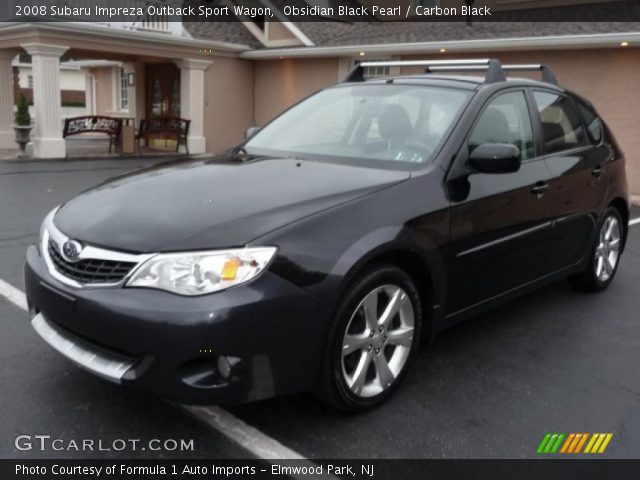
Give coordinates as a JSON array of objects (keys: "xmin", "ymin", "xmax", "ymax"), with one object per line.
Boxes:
[
  {"xmin": 343, "ymin": 59, "xmax": 558, "ymax": 85},
  {"xmin": 505, "ymin": 64, "xmax": 558, "ymax": 85}
]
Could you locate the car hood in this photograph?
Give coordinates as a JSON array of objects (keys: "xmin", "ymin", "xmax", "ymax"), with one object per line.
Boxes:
[{"xmin": 53, "ymin": 156, "xmax": 410, "ymax": 252}]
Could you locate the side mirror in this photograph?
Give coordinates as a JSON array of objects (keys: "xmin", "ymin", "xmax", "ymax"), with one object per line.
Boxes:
[
  {"xmin": 245, "ymin": 126, "xmax": 260, "ymax": 139},
  {"xmin": 468, "ymin": 143, "xmax": 521, "ymax": 174}
]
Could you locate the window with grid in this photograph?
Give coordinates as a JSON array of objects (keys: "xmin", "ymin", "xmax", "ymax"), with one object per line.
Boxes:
[
  {"xmin": 119, "ymin": 69, "xmax": 129, "ymax": 111},
  {"xmin": 356, "ymin": 60, "xmax": 390, "ymax": 80}
]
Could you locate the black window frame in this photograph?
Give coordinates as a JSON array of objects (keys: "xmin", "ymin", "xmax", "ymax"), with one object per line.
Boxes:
[
  {"xmin": 529, "ymin": 88, "xmax": 591, "ymax": 157},
  {"xmin": 570, "ymin": 94, "xmax": 604, "ymax": 146},
  {"xmin": 465, "ymin": 87, "xmax": 538, "ymax": 164}
]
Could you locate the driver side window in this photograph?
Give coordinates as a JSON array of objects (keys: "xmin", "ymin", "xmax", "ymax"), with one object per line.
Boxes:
[{"xmin": 468, "ymin": 91, "xmax": 534, "ymax": 161}]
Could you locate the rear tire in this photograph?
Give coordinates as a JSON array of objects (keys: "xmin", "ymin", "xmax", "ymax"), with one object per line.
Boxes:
[
  {"xmin": 319, "ymin": 264, "xmax": 422, "ymax": 412},
  {"xmin": 568, "ymin": 207, "xmax": 624, "ymax": 292}
]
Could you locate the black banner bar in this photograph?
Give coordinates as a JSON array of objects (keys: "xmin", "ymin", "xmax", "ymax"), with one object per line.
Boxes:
[
  {"xmin": 3, "ymin": 0, "xmax": 640, "ymax": 23},
  {"xmin": 2, "ymin": 459, "xmax": 640, "ymax": 480}
]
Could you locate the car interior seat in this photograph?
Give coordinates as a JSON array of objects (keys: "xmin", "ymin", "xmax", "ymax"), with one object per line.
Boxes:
[
  {"xmin": 378, "ymin": 104, "xmax": 413, "ymax": 150},
  {"xmin": 542, "ymin": 121, "xmax": 567, "ymax": 153}
]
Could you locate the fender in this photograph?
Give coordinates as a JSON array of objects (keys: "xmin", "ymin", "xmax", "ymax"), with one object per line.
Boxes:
[{"xmin": 330, "ymin": 226, "xmax": 449, "ymax": 331}]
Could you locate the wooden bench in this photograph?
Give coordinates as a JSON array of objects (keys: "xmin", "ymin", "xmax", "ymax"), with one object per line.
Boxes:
[
  {"xmin": 136, "ymin": 117, "xmax": 190, "ymax": 154},
  {"xmin": 63, "ymin": 116, "xmax": 123, "ymax": 153}
]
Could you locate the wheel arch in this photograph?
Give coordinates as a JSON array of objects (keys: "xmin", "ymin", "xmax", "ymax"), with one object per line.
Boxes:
[
  {"xmin": 337, "ymin": 243, "xmax": 446, "ymax": 339},
  {"xmin": 609, "ymin": 197, "xmax": 629, "ymax": 250}
]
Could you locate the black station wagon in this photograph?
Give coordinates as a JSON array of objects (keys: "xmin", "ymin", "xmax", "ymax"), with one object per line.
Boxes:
[{"xmin": 26, "ymin": 59, "xmax": 628, "ymax": 411}]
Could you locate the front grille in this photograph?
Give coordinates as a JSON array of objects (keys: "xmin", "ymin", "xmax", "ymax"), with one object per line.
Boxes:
[{"xmin": 48, "ymin": 239, "xmax": 137, "ymax": 284}]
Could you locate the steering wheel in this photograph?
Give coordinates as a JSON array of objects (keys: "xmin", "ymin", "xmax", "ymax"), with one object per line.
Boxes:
[{"xmin": 396, "ymin": 143, "xmax": 434, "ymax": 163}]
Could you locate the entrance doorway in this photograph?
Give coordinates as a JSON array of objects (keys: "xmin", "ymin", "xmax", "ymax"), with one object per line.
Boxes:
[{"xmin": 144, "ymin": 63, "xmax": 181, "ymax": 150}]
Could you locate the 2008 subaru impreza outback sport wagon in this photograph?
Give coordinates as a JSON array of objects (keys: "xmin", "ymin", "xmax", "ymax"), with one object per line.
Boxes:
[{"xmin": 25, "ymin": 59, "xmax": 628, "ymax": 411}]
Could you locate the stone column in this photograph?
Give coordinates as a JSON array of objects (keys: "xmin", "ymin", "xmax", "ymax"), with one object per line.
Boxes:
[
  {"xmin": 133, "ymin": 62, "xmax": 145, "ymax": 125},
  {"xmin": 175, "ymin": 59, "xmax": 212, "ymax": 154},
  {"xmin": 21, "ymin": 43, "xmax": 69, "ymax": 158},
  {"xmin": 0, "ymin": 50, "xmax": 17, "ymax": 149},
  {"xmin": 81, "ymin": 68, "xmax": 95, "ymax": 115},
  {"xmin": 122, "ymin": 62, "xmax": 136, "ymax": 120}
]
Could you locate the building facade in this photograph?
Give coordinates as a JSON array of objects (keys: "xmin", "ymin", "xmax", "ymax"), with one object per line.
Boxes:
[{"xmin": 1, "ymin": 1, "xmax": 639, "ymax": 197}]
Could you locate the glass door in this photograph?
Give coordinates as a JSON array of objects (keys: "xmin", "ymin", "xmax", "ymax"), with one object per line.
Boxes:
[{"xmin": 144, "ymin": 63, "xmax": 181, "ymax": 150}]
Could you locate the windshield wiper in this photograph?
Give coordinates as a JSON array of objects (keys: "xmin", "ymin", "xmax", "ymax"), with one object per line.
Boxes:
[
  {"xmin": 227, "ymin": 146, "xmax": 277, "ymax": 163},
  {"xmin": 228, "ymin": 146, "xmax": 307, "ymax": 163},
  {"xmin": 230, "ymin": 145, "xmax": 248, "ymax": 157}
]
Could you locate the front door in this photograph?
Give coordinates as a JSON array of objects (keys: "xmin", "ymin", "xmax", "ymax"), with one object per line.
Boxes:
[
  {"xmin": 145, "ymin": 64, "xmax": 181, "ymax": 150},
  {"xmin": 447, "ymin": 90, "xmax": 554, "ymax": 314},
  {"xmin": 145, "ymin": 63, "xmax": 181, "ymax": 118}
]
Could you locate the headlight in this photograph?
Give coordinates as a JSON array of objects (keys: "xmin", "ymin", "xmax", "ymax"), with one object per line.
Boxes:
[
  {"xmin": 38, "ymin": 207, "xmax": 58, "ymax": 253},
  {"xmin": 125, "ymin": 247, "xmax": 277, "ymax": 296},
  {"xmin": 38, "ymin": 217, "xmax": 46, "ymax": 252}
]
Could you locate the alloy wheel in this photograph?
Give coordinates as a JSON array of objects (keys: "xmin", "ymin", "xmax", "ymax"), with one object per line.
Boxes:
[
  {"xmin": 341, "ymin": 285, "xmax": 415, "ymax": 398},
  {"xmin": 594, "ymin": 215, "xmax": 621, "ymax": 283}
]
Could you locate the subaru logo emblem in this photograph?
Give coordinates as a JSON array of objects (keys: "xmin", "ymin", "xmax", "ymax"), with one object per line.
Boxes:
[{"xmin": 61, "ymin": 240, "xmax": 83, "ymax": 262}]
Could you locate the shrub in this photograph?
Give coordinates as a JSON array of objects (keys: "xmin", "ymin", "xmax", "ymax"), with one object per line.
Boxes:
[{"xmin": 14, "ymin": 95, "xmax": 31, "ymax": 126}]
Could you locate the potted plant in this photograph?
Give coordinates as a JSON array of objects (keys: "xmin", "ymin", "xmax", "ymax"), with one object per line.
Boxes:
[{"xmin": 14, "ymin": 94, "xmax": 31, "ymax": 157}]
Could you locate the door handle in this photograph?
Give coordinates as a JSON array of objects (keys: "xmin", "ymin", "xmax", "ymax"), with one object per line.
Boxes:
[
  {"xmin": 592, "ymin": 165, "xmax": 603, "ymax": 178},
  {"xmin": 531, "ymin": 182, "xmax": 549, "ymax": 197}
]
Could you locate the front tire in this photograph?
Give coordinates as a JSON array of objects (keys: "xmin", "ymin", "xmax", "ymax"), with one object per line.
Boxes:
[
  {"xmin": 320, "ymin": 264, "xmax": 422, "ymax": 412},
  {"xmin": 569, "ymin": 207, "xmax": 624, "ymax": 292}
]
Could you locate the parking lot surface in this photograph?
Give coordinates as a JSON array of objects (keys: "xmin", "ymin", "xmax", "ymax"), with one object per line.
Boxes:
[{"xmin": 1, "ymin": 158, "xmax": 640, "ymax": 460}]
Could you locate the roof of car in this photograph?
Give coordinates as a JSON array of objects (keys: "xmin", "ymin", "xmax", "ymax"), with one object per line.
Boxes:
[{"xmin": 342, "ymin": 74, "xmax": 564, "ymax": 91}]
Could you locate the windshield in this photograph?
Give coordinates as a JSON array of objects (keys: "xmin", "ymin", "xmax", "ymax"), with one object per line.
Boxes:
[{"xmin": 245, "ymin": 84, "xmax": 470, "ymax": 167}]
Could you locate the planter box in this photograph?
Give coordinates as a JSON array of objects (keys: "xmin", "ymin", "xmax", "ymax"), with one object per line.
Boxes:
[{"xmin": 14, "ymin": 125, "xmax": 32, "ymax": 157}]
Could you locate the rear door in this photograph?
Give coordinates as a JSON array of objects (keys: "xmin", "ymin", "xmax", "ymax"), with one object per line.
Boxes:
[
  {"xmin": 530, "ymin": 90, "xmax": 609, "ymax": 273},
  {"xmin": 447, "ymin": 89, "xmax": 554, "ymax": 314}
]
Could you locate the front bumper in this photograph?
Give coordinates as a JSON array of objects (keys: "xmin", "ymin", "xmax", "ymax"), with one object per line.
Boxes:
[
  {"xmin": 31, "ymin": 312, "xmax": 137, "ymax": 382},
  {"xmin": 25, "ymin": 245, "xmax": 331, "ymax": 404}
]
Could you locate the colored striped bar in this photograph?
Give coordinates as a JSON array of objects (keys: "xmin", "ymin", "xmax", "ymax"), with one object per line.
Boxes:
[
  {"xmin": 585, "ymin": 433, "xmax": 613, "ymax": 454},
  {"xmin": 574, "ymin": 433, "xmax": 589, "ymax": 453},
  {"xmin": 560, "ymin": 433, "xmax": 575, "ymax": 453},
  {"xmin": 544, "ymin": 434, "xmax": 559, "ymax": 453},
  {"xmin": 537, "ymin": 433, "xmax": 566, "ymax": 454},
  {"xmin": 537, "ymin": 434, "xmax": 552, "ymax": 454},
  {"xmin": 567, "ymin": 434, "xmax": 582, "ymax": 453},
  {"xmin": 598, "ymin": 433, "xmax": 613, "ymax": 453},
  {"xmin": 538, "ymin": 432, "xmax": 613, "ymax": 455},
  {"xmin": 591, "ymin": 434, "xmax": 606, "ymax": 453},
  {"xmin": 550, "ymin": 433, "xmax": 565, "ymax": 453},
  {"xmin": 584, "ymin": 433, "xmax": 599, "ymax": 453}
]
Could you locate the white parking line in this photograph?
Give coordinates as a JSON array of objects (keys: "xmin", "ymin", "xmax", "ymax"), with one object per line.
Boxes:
[
  {"xmin": 0, "ymin": 278, "xmax": 28, "ymax": 311},
  {"xmin": 0, "ymin": 280, "xmax": 323, "ymax": 466},
  {"xmin": 629, "ymin": 217, "xmax": 640, "ymax": 226},
  {"xmin": 182, "ymin": 405, "xmax": 306, "ymax": 459}
]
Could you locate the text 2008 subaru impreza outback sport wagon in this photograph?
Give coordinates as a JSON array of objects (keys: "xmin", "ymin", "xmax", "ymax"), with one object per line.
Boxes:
[{"xmin": 25, "ymin": 59, "xmax": 628, "ymax": 411}]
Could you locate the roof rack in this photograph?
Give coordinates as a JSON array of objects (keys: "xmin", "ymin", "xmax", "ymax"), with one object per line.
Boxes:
[{"xmin": 344, "ymin": 59, "xmax": 558, "ymax": 85}]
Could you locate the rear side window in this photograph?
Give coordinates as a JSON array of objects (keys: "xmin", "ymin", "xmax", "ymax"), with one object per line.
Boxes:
[
  {"xmin": 468, "ymin": 91, "xmax": 534, "ymax": 160},
  {"xmin": 533, "ymin": 91, "xmax": 585, "ymax": 154},
  {"xmin": 574, "ymin": 98, "xmax": 603, "ymax": 144}
]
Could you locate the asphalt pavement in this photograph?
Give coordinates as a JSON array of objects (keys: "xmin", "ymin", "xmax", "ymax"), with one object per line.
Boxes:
[{"xmin": 1, "ymin": 158, "xmax": 639, "ymax": 460}]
